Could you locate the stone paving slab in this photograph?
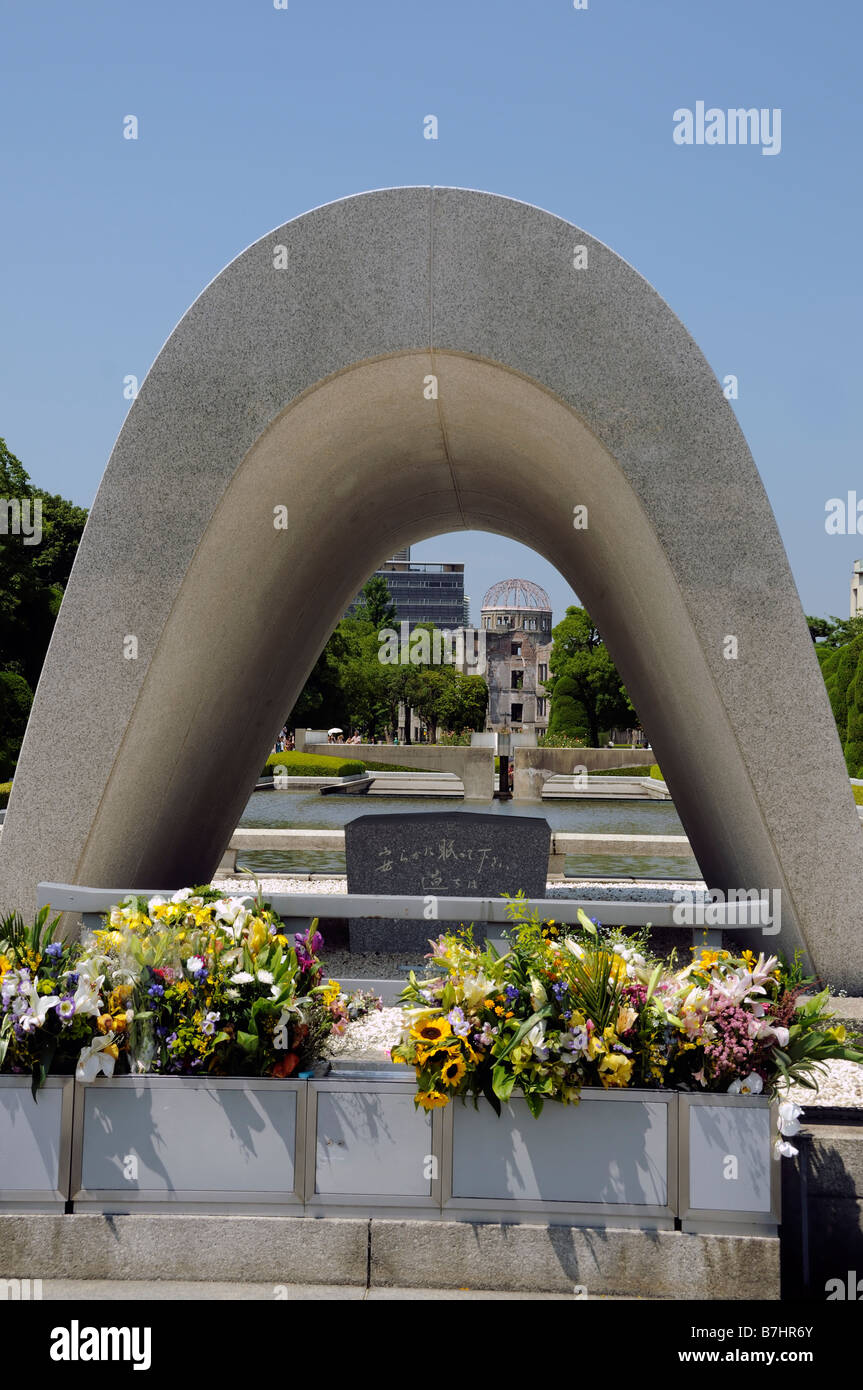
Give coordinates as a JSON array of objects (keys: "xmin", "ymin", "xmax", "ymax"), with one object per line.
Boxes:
[
  {"xmin": 32, "ymin": 1279, "xmax": 612, "ymax": 1301},
  {"xmin": 370, "ymin": 1220, "xmax": 780, "ymax": 1300}
]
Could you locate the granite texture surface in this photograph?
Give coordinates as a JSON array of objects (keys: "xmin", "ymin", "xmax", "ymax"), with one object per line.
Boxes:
[
  {"xmin": 1, "ymin": 187, "xmax": 860, "ymax": 987},
  {"xmin": 344, "ymin": 810, "xmax": 550, "ymax": 950}
]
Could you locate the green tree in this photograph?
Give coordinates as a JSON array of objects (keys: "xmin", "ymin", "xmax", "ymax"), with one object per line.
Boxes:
[
  {"xmin": 806, "ymin": 614, "xmax": 863, "ymax": 650},
  {"xmin": 0, "ymin": 671, "xmax": 32, "ymax": 781},
  {"xmin": 844, "ymin": 654, "xmax": 863, "ymax": 776},
  {"xmin": 379, "ymin": 661, "xmax": 422, "ymax": 743},
  {"xmin": 452, "ymin": 673, "xmax": 489, "ymax": 734},
  {"xmin": 819, "ymin": 634, "xmax": 863, "ymax": 775},
  {"xmin": 545, "ymin": 606, "xmax": 634, "ymax": 747},
  {"xmin": 0, "ymin": 437, "xmax": 88, "ymax": 777},
  {"xmin": 353, "ymin": 574, "xmax": 398, "ymax": 630}
]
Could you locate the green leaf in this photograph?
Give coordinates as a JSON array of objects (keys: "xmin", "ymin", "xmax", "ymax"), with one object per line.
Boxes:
[
  {"xmin": 237, "ymin": 1030, "xmax": 258, "ymax": 1054},
  {"xmin": 523, "ymin": 1089, "xmax": 545, "ymax": 1118},
  {"xmin": 480, "ymin": 1069, "xmax": 502, "ymax": 1116},
  {"xmin": 491, "ymin": 1064, "xmax": 516, "ymax": 1101},
  {"xmin": 30, "ymin": 1060, "xmax": 46, "ymax": 1102},
  {"xmin": 496, "ymin": 1006, "xmax": 553, "ymax": 1061},
  {"xmin": 645, "ymin": 964, "xmax": 662, "ymax": 1005}
]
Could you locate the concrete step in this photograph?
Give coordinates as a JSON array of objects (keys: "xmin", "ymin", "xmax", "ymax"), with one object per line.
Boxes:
[
  {"xmin": 23, "ymin": 1279, "xmax": 655, "ymax": 1301},
  {"xmin": 0, "ymin": 1214, "xmax": 778, "ymax": 1300}
]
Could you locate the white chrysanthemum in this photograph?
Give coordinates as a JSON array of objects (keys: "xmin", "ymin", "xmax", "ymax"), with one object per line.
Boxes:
[{"xmin": 230, "ymin": 971, "xmax": 254, "ymax": 985}]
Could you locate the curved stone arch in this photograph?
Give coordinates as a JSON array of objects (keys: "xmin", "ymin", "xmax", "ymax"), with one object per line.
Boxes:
[{"xmin": 1, "ymin": 187, "xmax": 859, "ymax": 986}]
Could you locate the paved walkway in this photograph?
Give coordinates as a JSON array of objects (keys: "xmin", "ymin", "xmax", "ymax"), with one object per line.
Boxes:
[{"xmin": 32, "ymin": 1280, "xmax": 631, "ymax": 1301}]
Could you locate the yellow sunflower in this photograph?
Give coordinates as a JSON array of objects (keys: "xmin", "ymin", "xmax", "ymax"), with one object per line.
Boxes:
[
  {"xmin": 410, "ymin": 1017, "xmax": 451, "ymax": 1046},
  {"xmin": 441, "ymin": 1053, "xmax": 466, "ymax": 1088},
  {"xmin": 416, "ymin": 1089, "xmax": 450, "ymax": 1110}
]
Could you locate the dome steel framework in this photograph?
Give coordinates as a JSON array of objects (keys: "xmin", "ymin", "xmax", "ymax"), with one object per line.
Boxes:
[{"xmin": 480, "ymin": 577, "xmax": 552, "ymax": 612}]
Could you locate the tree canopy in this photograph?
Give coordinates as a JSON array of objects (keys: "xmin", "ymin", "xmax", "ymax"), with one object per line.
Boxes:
[
  {"xmin": 0, "ymin": 437, "xmax": 88, "ymax": 775},
  {"xmin": 545, "ymin": 605, "xmax": 635, "ymax": 746},
  {"xmin": 286, "ymin": 583, "xmax": 488, "ymax": 742}
]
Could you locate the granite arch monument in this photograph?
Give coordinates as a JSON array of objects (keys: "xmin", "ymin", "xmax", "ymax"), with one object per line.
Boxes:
[{"xmin": 1, "ymin": 188, "xmax": 859, "ymax": 986}]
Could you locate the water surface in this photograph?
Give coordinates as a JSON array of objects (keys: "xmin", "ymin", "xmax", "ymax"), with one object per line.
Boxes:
[{"xmin": 237, "ymin": 790, "xmax": 700, "ymax": 880}]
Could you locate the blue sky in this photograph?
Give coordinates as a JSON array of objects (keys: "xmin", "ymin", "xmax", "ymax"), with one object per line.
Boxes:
[{"xmin": 1, "ymin": 0, "xmax": 860, "ymax": 625}]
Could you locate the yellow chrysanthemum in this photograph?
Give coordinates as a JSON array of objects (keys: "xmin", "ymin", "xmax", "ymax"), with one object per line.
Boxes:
[
  {"xmin": 0, "ymin": 955, "xmax": 10, "ymax": 977},
  {"xmin": 416, "ymin": 1089, "xmax": 450, "ymax": 1110}
]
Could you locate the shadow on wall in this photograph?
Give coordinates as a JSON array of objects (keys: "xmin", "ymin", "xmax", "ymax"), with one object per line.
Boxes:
[{"xmin": 781, "ymin": 1125, "xmax": 863, "ymax": 1300}]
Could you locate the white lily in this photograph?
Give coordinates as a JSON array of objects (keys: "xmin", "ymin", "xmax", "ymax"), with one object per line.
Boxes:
[
  {"xmin": 460, "ymin": 973, "xmax": 496, "ymax": 1011},
  {"xmin": 73, "ymin": 975, "xmax": 104, "ymax": 1017},
  {"xmin": 526, "ymin": 1021, "xmax": 548, "ymax": 1059},
  {"xmin": 774, "ymin": 1138, "xmax": 799, "ymax": 1159},
  {"xmin": 76, "ymin": 1033, "xmax": 118, "ymax": 1083},
  {"xmin": 562, "ymin": 937, "xmax": 584, "ymax": 960},
  {"xmin": 75, "ymin": 956, "xmax": 107, "ymax": 986},
  {"xmin": 215, "ymin": 897, "xmax": 252, "ymax": 926},
  {"xmin": 19, "ymin": 984, "xmax": 59, "ymax": 1033},
  {"xmin": 529, "ymin": 976, "xmax": 547, "ymax": 1010},
  {"xmin": 747, "ymin": 1018, "xmax": 789, "ymax": 1048}
]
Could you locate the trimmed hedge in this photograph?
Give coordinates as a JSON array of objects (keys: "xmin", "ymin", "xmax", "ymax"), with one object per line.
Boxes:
[
  {"xmin": 0, "ymin": 781, "xmax": 11, "ymax": 809},
  {"xmin": 361, "ymin": 760, "xmax": 417, "ymax": 773},
  {"xmin": 820, "ymin": 636, "xmax": 863, "ymax": 776},
  {"xmin": 649, "ymin": 764, "xmax": 664, "ymax": 780},
  {"xmin": 852, "ymin": 784, "xmax": 863, "ymax": 807},
  {"xmin": 591, "ymin": 765, "xmax": 652, "ymax": 777},
  {"xmin": 262, "ymin": 752, "xmax": 365, "ymax": 778}
]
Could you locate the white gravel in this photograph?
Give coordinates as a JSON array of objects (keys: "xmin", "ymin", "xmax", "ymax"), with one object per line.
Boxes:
[
  {"xmin": 324, "ymin": 1006, "xmax": 405, "ymax": 1059},
  {"xmin": 212, "ymin": 877, "xmax": 704, "ymax": 900},
  {"xmin": 213, "ymin": 877, "xmax": 350, "ymax": 896},
  {"xmin": 781, "ymin": 1060, "xmax": 863, "ymax": 1110}
]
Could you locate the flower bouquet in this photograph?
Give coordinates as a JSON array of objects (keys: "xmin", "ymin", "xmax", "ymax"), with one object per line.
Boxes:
[
  {"xmin": 0, "ymin": 906, "xmax": 104, "ymax": 1097},
  {"xmin": 392, "ymin": 896, "xmax": 863, "ymax": 1128},
  {"xmin": 76, "ymin": 887, "xmax": 330, "ymax": 1079}
]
